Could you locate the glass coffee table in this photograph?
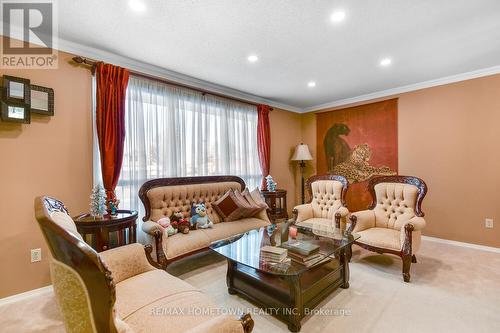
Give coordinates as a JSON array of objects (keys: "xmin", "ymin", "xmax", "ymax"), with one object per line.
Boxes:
[{"xmin": 210, "ymin": 222, "xmax": 359, "ymax": 332}]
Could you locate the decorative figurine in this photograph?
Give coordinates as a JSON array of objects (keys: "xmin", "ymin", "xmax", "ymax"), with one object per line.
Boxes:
[
  {"xmin": 107, "ymin": 198, "xmax": 120, "ymax": 216},
  {"xmin": 89, "ymin": 185, "xmax": 106, "ymax": 218},
  {"xmin": 265, "ymin": 175, "xmax": 277, "ymax": 192}
]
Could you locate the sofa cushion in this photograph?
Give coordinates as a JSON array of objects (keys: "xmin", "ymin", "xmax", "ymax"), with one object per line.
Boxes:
[
  {"xmin": 201, "ymin": 217, "xmax": 270, "ymax": 242},
  {"xmin": 242, "ymin": 188, "xmax": 267, "ymax": 211},
  {"xmin": 164, "ymin": 230, "xmax": 211, "ymax": 260},
  {"xmin": 114, "ymin": 269, "xmax": 198, "ymax": 319},
  {"xmin": 233, "ymin": 189, "xmax": 261, "ymax": 218},
  {"xmin": 212, "ymin": 190, "xmax": 246, "ymax": 222},
  {"xmin": 123, "ymin": 290, "xmax": 237, "ymax": 333},
  {"xmin": 356, "ymin": 227, "xmax": 401, "ymax": 251}
]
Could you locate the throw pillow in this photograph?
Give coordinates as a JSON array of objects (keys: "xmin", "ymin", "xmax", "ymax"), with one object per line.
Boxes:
[
  {"xmin": 213, "ymin": 189, "xmax": 245, "ymax": 222},
  {"xmin": 242, "ymin": 188, "xmax": 268, "ymax": 211},
  {"xmin": 249, "ymin": 187, "xmax": 269, "ymax": 209},
  {"xmin": 233, "ymin": 189, "xmax": 261, "ymax": 218}
]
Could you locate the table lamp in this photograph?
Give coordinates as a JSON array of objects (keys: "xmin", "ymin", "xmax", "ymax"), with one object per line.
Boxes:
[{"xmin": 291, "ymin": 143, "xmax": 313, "ymax": 204}]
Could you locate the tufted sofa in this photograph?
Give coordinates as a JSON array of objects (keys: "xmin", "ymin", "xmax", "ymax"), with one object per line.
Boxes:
[
  {"xmin": 140, "ymin": 176, "xmax": 271, "ymax": 268},
  {"xmin": 349, "ymin": 175, "xmax": 428, "ymax": 282},
  {"xmin": 292, "ymin": 174, "xmax": 350, "ymax": 232},
  {"xmin": 35, "ymin": 196, "xmax": 254, "ymax": 333}
]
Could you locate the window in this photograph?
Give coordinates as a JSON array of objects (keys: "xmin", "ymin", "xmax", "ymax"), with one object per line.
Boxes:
[{"xmin": 114, "ymin": 76, "xmax": 261, "ymax": 218}]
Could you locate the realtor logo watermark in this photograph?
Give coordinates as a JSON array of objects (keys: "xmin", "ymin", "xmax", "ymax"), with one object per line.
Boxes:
[{"xmin": 1, "ymin": 0, "xmax": 58, "ymax": 69}]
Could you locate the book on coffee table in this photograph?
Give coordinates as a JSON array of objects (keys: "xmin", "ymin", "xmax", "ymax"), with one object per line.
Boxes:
[
  {"xmin": 281, "ymin": 241, "xmax": 320, "ymax": 256},
  {"xmin": 260, "ymin": 245, "xmax": 288, "ymax": 262}
]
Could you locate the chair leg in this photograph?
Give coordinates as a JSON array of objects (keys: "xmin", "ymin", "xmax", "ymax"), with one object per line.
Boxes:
[
  {"xmin": 346, "ymin": 244, "xmax": 352, "ymax": 262},
  {"xmin": 412, "ymin": 254, "xmax": 417, "ymax": 263},
  {"xmin": 402, "ymin": 255, "xmax": 412, "ymax": 282}
]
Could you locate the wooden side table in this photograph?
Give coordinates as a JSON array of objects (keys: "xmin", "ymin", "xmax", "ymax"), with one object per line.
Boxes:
[
  {"xmin": 261, "ymin": 189, "xmax": 288, "ymax": 223},
  {"xmin": 73, "ymin": 210, "xmax": 138, "ymax": 252}
]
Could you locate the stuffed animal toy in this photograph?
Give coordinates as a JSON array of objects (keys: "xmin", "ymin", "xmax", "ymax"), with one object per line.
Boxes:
[
  {"xmin": 157, "ymin": 217, "xmax": 177, "ymax": 236},
  {"xmin": 170, "ymin": 211, "xmax": 190, "ymax": 234},
  {"xmin": 190, "ymin": 203, "xmax": 213, "ymax": 229}
]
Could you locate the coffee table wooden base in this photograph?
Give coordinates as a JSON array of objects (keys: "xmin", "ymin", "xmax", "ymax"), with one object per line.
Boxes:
[{"xmin": 225, "ymin": 248, "xmax": 350, "ymax": 332}]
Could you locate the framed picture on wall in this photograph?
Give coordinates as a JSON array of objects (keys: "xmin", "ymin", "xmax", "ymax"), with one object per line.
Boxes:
[
  {"xmin": 1, "ymin": 100, "xmax": 31, "ymax": 124},
  {"xmin": 30, "ymin": 84, "xmax": 54, "ymax": 116},
  {"xmin": 2, "ymin": 75, "xmax": 31, "ymax": 105}
]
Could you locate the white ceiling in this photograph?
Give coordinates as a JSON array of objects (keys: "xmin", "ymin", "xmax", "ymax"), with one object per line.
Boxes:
[{"xmin": 58, "ymin": 0, "xmax": 500, "ymax": 111}]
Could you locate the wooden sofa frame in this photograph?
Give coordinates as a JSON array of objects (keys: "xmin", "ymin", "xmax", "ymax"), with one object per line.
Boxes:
[{"xmin": 139, "ymin": 175, "xmax": 270, "ymax": 268}]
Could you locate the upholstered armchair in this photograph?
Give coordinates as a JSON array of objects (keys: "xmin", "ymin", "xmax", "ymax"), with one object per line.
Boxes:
[
  {"xmin": 291, "ymin": 174, "xmax": 350, "ymax": 233},
  {"xmin": 349, "ymin": 176, "xmax": 428, "ymax": 282},
  {"xmin": 34, "ymin": 196, "xmax": 254, "ymax": 333}
]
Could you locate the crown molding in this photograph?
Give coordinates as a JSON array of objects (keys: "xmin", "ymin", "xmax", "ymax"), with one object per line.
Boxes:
[
  {"xmin": 303, "ymin": 64, "xmax": 500, "ymax": 113},
  {"xmin": 56, "ymin": 37, "xmax": 302, "ymax": 113}
]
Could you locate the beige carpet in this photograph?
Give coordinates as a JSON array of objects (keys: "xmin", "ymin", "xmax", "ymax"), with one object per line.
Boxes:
[{"xmin": 1, "ymin": 240, "xmax": 500, "ymax": 333}]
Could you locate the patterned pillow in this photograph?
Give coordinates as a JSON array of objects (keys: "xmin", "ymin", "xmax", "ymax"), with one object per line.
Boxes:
[
  {"xmin": 233, "ymin": 190, "xmax": 261, "ymax": 218},
  {"xmin": 212, "ymin": 190, "xmax": 246, "ymax": 222},
  {"xmin": 248, "ymin": 187, "xmax": 269, "ymax": 209},
  {"xmin": 241, "ymin": 188, "xmax": 268, "ymax": 217}
]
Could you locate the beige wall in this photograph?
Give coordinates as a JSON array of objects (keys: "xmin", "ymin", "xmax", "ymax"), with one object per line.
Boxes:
[
  {"xmin": 0, "ymin": 51, "xmax": 93, "ymax": 298},
  {"xmin": 302, "ymin": 74, "xmax": 500, "ymax": 248},
  {"xmin": 269, "ymin": 108, "xmax": 303, "ymax": 212},
  {"xmin": 1, "ymin": 45, "xmax": 498, "ymax": 299}
]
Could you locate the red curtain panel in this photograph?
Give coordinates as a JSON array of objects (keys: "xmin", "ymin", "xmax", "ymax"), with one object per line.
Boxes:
[
  {"xmin": 257, "ymin": 104, "xmax": 271, "ymax": 190},
  {"xmin": 95, "ymin": 62, "xmax": 130, "ymax": 200}
]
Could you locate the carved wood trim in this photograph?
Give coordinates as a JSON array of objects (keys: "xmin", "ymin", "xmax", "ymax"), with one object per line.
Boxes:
[
  {"xmin": 138, "ymin": 176, "xmax": 246, "ymax": 222},
  {"xmin": 34, "ymin": 196, "xmax": 118, "ymax": 333},
  {"xmin": 305, "ymin": 174, "xmax": 349, "ymax": 206},
  {"xmin": 239, "ymin": 313, "xmax": 255, "ymax": 333},
  {"xmin": 366, "ymin": 175, "xmax": 427, "ymax": 216}
]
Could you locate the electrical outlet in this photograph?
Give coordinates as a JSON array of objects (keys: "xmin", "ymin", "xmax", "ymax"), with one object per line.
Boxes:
[
  {"xmin": 31, "ymin": 248, "xmax": 42, "ymax": 263},
  {"xmin": 485, "ymin": 218, "xmax": 494, "ymax": 229}
]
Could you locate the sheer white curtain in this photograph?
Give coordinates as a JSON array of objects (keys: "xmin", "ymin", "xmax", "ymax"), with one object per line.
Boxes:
[{"xmin": 113, "ymin": 76, "xmax": 261, "ymax": 240}]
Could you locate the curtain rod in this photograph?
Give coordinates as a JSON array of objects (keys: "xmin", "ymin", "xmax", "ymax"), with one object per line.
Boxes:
[{"xmin": 71, "ymin": 56, "xmax": 273, "ymax": 110}]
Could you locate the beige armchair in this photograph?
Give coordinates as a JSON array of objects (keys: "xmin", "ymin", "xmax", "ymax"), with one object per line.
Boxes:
[
  {"xmin": 292, "ymin": 174, "xmax": 350, "ymax": 232},
  {"xmin": 35, "ymin": 196, "xmax": 254, "ymax": 333},
  {"xmin": 349, "ymin": 176, "xmax": 428, "ymax": 282}
]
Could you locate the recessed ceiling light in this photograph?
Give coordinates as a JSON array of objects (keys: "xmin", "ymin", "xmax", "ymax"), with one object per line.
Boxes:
[
  {"xmin": 380, "ymin": 58, "xmax": 392, "ymax": 67},
  {"xmin": 307, "ymin": 81, "xmax": 316, "ymax": 88},
  {"xmin": 330, "ymin": 11, "xmax": 346, "ymax": 23},
  {"xmin": 247, "ymin": 55, "xmax": 259, "ymax": 63},
  {"xmin": 129, "ymin": 0, "xmax": 146, "ymax": 12}
]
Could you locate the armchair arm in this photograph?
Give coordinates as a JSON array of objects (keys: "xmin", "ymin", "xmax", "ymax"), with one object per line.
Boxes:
[
  {"xmin": 142, "ymin": 220, "xmax": 165, "ymax": 235},
  {"xmin": 350, "ymin": 210, "xmax": 376, "ymax": 232},
  {"xmin": 293, "ymin": 204, "xmax": 314, "ymax": 223},
  {"xmin": 185, "ymin": 313, "xmax": 253, "ymax": 333},
  {"xmin": 406, "ymin": 216, "xmax": 426, "ymax": 231},
  {"xmin": 336, "ymin": 206, "xmax": 349, "ymax": 217},
  {"xmin": 99, "ymin": 243, "xmax": 156, "ymax": 284},
  {"xmin": 142, "ymin": 220, "xmax": 168, "ymax": 269}
]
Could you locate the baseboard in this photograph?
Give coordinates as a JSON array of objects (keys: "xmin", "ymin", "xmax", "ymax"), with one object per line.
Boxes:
[
  {"xmin": 422, "ymin": 236, "xmax": 500, "ymax": 254},
  {"xmin": 0, "ymin": 285, "xmax": 53, "ymax": 307}
]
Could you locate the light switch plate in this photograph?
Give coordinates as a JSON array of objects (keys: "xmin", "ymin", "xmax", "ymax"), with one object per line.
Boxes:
[
  {"xmin": 485, "ymin": 218, "xmax": 494, "ymax": 229},
  {"xmin": 31, "ymin": 248, "xmax": 42, "ymax": 262}
]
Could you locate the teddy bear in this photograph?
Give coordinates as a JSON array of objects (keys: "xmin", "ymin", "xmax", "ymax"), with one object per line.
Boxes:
[
  {"xmin": 190, "ymin": 203, "xmax": 213, "ymax": 229},
  {"xmin": 170, "ymin": 211, "xmax": 190, "ymax": 234},
  {"xmin": 157, "ymin": 217, "xmax": 177, "ymax": 236}
]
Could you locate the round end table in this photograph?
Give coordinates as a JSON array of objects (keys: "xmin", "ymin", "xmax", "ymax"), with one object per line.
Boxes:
[{"xmin": 73, "ymin": 210, "xmax": 138, "ymax": 252}]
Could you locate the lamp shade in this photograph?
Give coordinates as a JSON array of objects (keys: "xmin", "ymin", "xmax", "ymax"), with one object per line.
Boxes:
[{"xmin": 291, "ymin": 143, "xmax": 313, "ymax": 161}]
